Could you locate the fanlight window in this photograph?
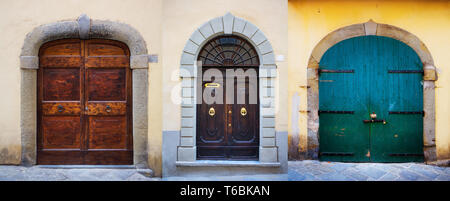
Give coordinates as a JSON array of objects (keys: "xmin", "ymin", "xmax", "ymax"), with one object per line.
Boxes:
[{"xmin": 198, "ymin": 35, "xmax": 259, "ymax": 67}]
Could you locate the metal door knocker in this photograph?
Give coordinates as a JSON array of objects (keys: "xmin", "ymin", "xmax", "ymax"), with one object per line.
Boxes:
[
  {"xmin": 105, "ymin": 105, "xmax": 112, "ymax": 113},
  {"xmin": 209, "ymin": 107, "xmax": 215, "ymax": 117},
  {"xmin": 240, "ymin": 107, "xmax": 247, "ymax": 116},
  {"xmin": 57, "ymin": 105, "xmax": 64, "ymax": 113}
]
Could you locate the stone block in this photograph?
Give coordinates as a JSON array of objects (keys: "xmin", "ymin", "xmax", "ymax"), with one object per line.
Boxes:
[
  {"xmin": 223, "ymin": 13, "xmax": 234, "ymax": 34},
  {"xmin": 180, "ymin": 136, "xmax": 195, "ymax": 146},
  {"xmin": 181, "ymin": 118, "xmax": 194, "ymax": 128},
  {"xmin": 183, "ymin": 39, "xmax": 199, "ymax": 55},
  {"xmin": 178, "ymin": 147, "xmax": 196, "ymax": 161},
  {"xmin": 252, "ymin": 30, "xmax": 267, "ymax": 46},
  {"xmin": 260, "ymin": 147, "xmax": 278, "ymax": 162},
  {"xmin": 210, "ymin": 17, "xmax": 224, "ymax": 33},
  {"xmin": 242, "ymin": 21, "xmax": 258, "ymax": 38},
  {"xmin": 189, "ymin": 29, "xmax": 205, "ymax": 46},
  {"xmin": 130, "ymin": 54, "xmax": 149, "ymax": 69},
  {"xmin": 199, "ymin": 22, "xmax": 214, "ymax": 39},
  {"xmin": 261, "ymin": 137, "xmax": 276, "ymax": 147},
  {"xmin": 181, "ymin": 128, "xmax": 195, "ymax": 137},
  {"xmin": 258, "ymin": 40, "xmax": 273, "ymax": 55},
  {"xmin": 233, "ymin": 17, "xmax": 246, "ymax": 34}
]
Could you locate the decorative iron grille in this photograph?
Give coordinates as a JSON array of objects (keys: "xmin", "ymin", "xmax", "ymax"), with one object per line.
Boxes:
[{"xmin": 198, "ymin": 35, "xmax": 260, "ymax": 67}]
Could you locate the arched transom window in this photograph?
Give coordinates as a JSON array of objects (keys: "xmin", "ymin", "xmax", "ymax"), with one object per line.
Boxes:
[{"xmin": 198, "ymin": 35, "xmax": 260, "ymax": 67}]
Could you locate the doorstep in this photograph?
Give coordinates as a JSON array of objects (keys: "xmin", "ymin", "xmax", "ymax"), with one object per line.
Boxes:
[
  {"xmin": 36, "ymin": 165, "xmax": 136, "ymax": 169},
  {"xmin": 175, "ymin": 160, "xmax": 281, "ymax": 167}
]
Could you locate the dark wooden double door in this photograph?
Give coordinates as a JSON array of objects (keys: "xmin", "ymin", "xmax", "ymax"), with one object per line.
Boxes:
[
  {"xmin": 37, "ymin": 39, "xmax": 133, "ymax": 165},
  {"xmin": 197, "ymin": 68, "xmax": 259, "ymax": 160}
]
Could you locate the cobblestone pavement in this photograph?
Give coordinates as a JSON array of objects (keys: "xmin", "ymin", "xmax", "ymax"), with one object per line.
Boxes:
[
  {"xmin": 288, "ymin": 160, "xmax": 450, "ymax": 181},
  {"xmin": 0, "ymin": 161, "xmax": 448, "ymax": 181},
  {"xmin": 0, "ymin": 166, "xmax": 160, "ymax": 181}
]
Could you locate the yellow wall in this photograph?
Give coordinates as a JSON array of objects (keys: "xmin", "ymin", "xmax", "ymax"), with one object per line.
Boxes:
[{"xmin": 288, "ymin": 0, "xmax": 450, "ymax": 160}]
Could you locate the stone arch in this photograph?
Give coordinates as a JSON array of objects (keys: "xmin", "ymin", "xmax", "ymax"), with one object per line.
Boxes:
[
  {"xmin": 20, "ymin": 14, "xmax": 150, "ymax": 168},
  {"xmin": 177, "ymin": 13, "xmax": 279, "ymax": 163},
  {"xmin": 306, "ymin": 20, "xmax": 437, "ymax": 162}
]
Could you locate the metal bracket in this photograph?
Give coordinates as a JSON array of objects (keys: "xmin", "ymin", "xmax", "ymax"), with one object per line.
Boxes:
[{"xmin": 148, "ymin": 54, "xmax": 158, "ymax": 63}]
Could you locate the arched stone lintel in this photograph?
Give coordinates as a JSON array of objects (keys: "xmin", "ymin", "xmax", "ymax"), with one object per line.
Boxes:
[
  {"xmin": 180, "ymin": 12, "xmax": 276, "ymax": 68},
  {"xmin": 20, "ymin": 15, "xmax": 149, "ymax": 69},
  {"xmin": 309, "ymin": 20, "xmax": 435, "ymax": 68}
]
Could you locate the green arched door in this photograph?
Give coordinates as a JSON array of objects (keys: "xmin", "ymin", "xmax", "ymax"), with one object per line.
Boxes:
[{"xmin": 319, "ymin": 36, "xmax": 424, "ymax": 162}]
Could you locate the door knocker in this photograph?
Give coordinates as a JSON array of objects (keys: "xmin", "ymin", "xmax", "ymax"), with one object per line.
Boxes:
[
  {"xmin": 240, "ymin": 107, "xmax": 247, "ymax": 116},
  {"xmin": 57, "ymin": 105, "xmax": 64, "ymax": 113},
  {"xmin": 209, "ymin": 107, "xmax": 215, "ymax": 117},
  {"xmin": 105, "ymin": 105, "xmax": 112, "ymax": 113}
]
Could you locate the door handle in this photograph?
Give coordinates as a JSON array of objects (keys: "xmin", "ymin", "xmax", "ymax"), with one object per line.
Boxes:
[{"xmin": 363, "ymin": 119, "xmax": 386, "ymax": 124}]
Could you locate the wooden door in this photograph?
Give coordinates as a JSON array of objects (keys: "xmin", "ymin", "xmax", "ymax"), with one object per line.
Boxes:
[
  {"xmin": 319, "ymin": 36, "xmax": 423, "ymax": 162},
  {"xmin": 196, "ymin": 36, "xmax": 260, "ymax": 160},
  {"xmin": 37, "ymin": 39, "xmax": 133, "ymax": 165},
  {"xmin": 197, "ymin": 68, "xmax": 259, "ymax": 160}
]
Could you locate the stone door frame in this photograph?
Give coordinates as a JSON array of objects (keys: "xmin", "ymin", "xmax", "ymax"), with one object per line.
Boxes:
[
  {"xmin": 306, "ymin": 20, "xmax": 438, "ymax": 162},
  {"xmin": 177, "ymin": 13, "xmax": 279, "ymax": 163},
  {"xmin": 20, "ymin": 15, "xmax": 150, "ymax": 167}
]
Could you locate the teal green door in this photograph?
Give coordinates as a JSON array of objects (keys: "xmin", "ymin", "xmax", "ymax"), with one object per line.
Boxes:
[{"xmin": 319, "ymin": 36, "xmax": 424, "ymax": 162}]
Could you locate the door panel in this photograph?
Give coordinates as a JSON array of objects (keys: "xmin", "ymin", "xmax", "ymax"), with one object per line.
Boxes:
[
  {"xmin": 86, "ymin": 68, "xmax": 126, "ymax": 101},
  {"xmin": 197, "ymin": 69, "xmax": 227, "ymax": 159},
  {"xmin": 37, "ymin": 39, "xmax": 132, "ymax": 165},
  {"xmin": 319, "ymin": 36, "xmax": 423, "ymax": 162},
  {"xmin": 43, "ymin": 68, "xmax": 80, "ymax": 101},
  {"xmin": 42, "ymin": 116, "xmax": 81, "ymax": 149},
  {"xmin": 88, "ymin": 116, "xmax": 127, "ymax": 150}
]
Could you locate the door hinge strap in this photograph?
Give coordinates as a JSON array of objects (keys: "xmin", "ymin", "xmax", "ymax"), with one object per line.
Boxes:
[
  {"xmin": 389, "ymin": 153, "xmax": 424, "ymax": 157},
  {"xmin": 319, "ymin": 69, "xmax": 354, "ymax": 73},
  {"xmin": 318, "ymin": 110, "xmax": 354, "ymax": 115},
  {"xmin": 320, "ymin": 152, "xmax": 354, "ymax": 156},
  {"xmin": 389, "ymin": 111, "xmax": 424, "ymax": 116},
  {"xmin": 388, "ymin": 70, "xmax": 423, "ymax": 74}
]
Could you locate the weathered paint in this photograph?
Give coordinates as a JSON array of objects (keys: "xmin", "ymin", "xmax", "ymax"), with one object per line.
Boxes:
[
  {"xmin": 319, "ymin": 36, "xmax": 423, "ymax": 162},
  {"xmin": 288, "ymin": 0, "xmax": 450, "ymax": 161}
]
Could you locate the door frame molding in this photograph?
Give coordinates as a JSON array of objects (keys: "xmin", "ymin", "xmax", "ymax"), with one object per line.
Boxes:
[
  {"xmin": 305, "ymin": 20, "xmax": 438, "ymax": 162},
  {"xmin": 20, "ymin": 14, "xmax": 150, "ymax": 168},
  {"xmin": 178, "ymin": 13, "xmax": 279, "ymax": 163}
]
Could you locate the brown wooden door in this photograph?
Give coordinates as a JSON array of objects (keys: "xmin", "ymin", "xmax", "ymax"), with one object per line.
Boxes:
[
  {"xmin": 197, "ymin": 68, "xmax": 259, "ymax": 160},
  {"xmin": 37, "ymin": 39, "xmax": 133, "ymax": 165}
]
